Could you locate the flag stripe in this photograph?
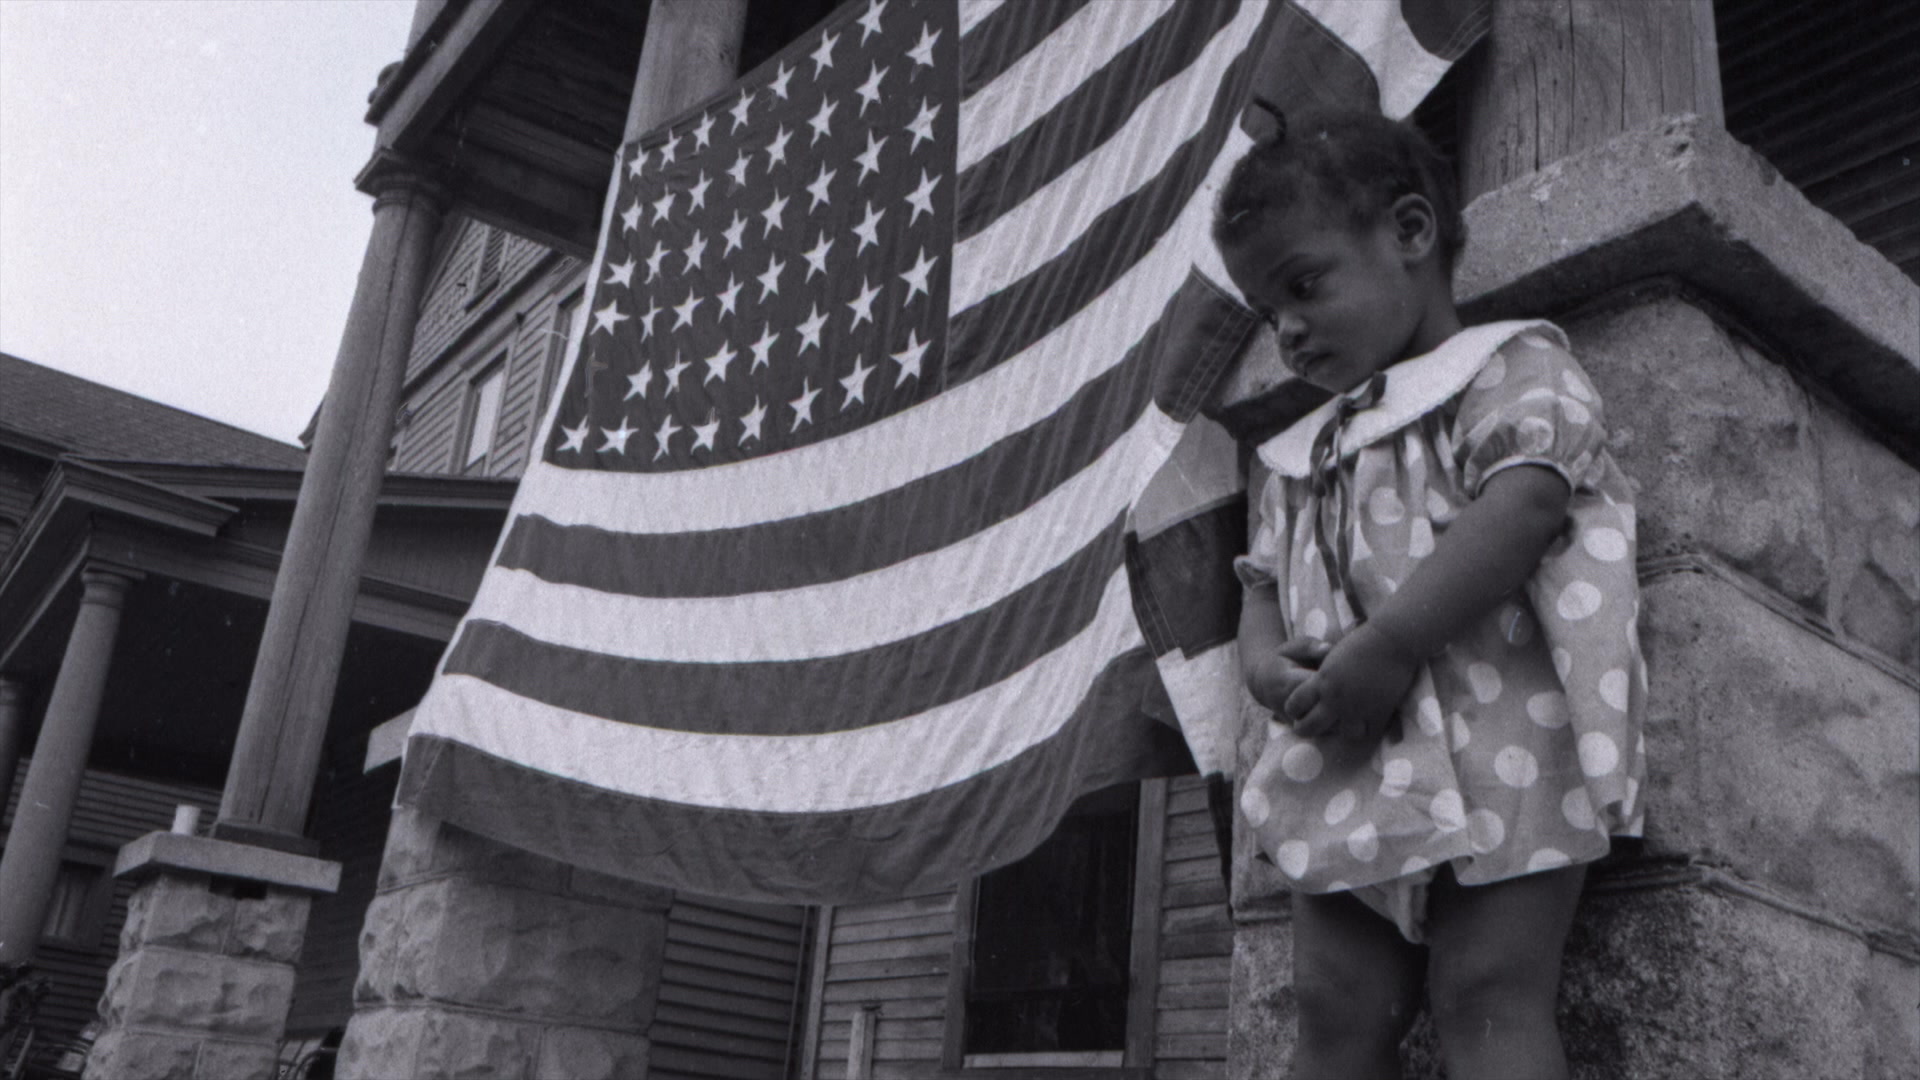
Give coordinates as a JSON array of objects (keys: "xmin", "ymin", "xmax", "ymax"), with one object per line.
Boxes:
[
  {"xmin": 448, "ymin": 520, "xmax": 1124, "ymax": 735},
  {"xmin": 946, "ymin": 22, "xmax": 1263, "ymax": 386},
  {"xmin": 399, "ymin": 648, "xmax": 1186, "ymax": 904},
  {"xmin": 1125, "ymin": 495, "xmax": 1248, "ymax": 657},
  {"xmin": 464, "ymin": 409, "xmax": 1183, "ymax": 664},
  {"xmin": 958, "ymin": 0, "xmax": 1097, "ymax": 98},
  {"xmin": 417, "ymin": 568, "xmax": 1145, "ymax": 811},
  {"xmin": 956, "ymin": 0, "xmax": 1173, "ymax": 172},
  {"xmin": 956, "ymin": 0, "xmax": 1241, "ymax": 240},
  {"xmin": 956, "ymin": 0, "xmax": 1007, "ymax": 37},
  {"xmin": 502, "ymin": 190, "xmax": 1240, "ymax": 537},
  {"xmin": 951, "ymin": 0, "xmax": 1262, "ymax": 312}
]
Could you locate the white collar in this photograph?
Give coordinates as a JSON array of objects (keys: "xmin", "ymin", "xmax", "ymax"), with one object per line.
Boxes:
[{"xmin": 1255, "ymin": 319, "xmax": 1566, "ymax": 477}]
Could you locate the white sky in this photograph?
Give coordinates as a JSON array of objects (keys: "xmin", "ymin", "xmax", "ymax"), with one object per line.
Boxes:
[{"xmin": 0, "ymin": 0, "xmax": 418, "ymax": 444}]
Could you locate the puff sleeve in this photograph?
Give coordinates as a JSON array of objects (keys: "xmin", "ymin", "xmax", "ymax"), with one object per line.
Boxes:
[{"xmin": 1451, "ymin": 333, "xmax": 1609, "ymax": 497}]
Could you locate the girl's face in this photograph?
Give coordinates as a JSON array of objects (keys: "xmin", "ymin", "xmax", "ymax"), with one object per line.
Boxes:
[{"xmin": 1221, "ymin": 197, "xmax": 1446, "ymax": 395}]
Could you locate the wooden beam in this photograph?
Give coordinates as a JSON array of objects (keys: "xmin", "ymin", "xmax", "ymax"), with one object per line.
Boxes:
[
  {"xmin": 1459, "ymin": 0, "xmax": 1723, "ymax": 201},
  {"xmin": 366, "ymin": 0, "xmax": 539, "ymax": 158}
]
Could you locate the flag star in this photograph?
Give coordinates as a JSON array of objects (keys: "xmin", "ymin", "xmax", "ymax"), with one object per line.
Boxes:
[
  {"xmin": 810, "ymin": 30, "xmax": 838, "ymax": 77},
  {"xmin": 663, "ymin": 352, "xmax": 692, "ymax": 395},
  {"xmin": 761, "ymin": 189, "xmax": 790, "ymax": 236},
  {"xmin": 637, "ymin": 296, "xmax": 663, "ymax": 340},
  {"xmin": 727, "ymin": 151, "xmax": 752, "ymax": 188},
  {"xmin": 768, "ymin": 62, "xmax": 795, "ymax": 100},
  {"xmin": 856, "ymin": 63, "xmax": 887, "ymax": 116},
  {"xmin": 748, "ymin": 325, "xmax": 780, "ymax": 370},
  {"xmin": 729, "ymin": 91, "xmax": 755, "ymax": 132},
  {"xmin": 857, "ymin": 0, "xmax": 886, "ymax": 43},
  {"xmin": 672, "ymin": 289, "xmax": 705, "ymax": 330},
  {"xmin": 592, "ymin": 300, "xmax": 629, "ymax": 335},
  {"xmin": 807, "ymin": 96, "xmax": 838, "ymax": 146},
  {"xmin": 906, "ymin": 98, "xmax": 941, "ymax": 151},
  {"xmin": 905, "ymin": 168, "xmax": 941, "ymax": 223},
  {"xmin": 651, "ymin": 189, "xmax": 677, "ymax": 224},
  {"xmin": 846, "ymin": 276, "xmax": 881, "ymax": 330},
  {"xmin": 658, "ymin": 133, "xmax": 680, "ymax": 166},
  {"xmin": 840, "ymin": 356, "xmax": 878, "ymax": 408},
  {"xmin": 692, "ymin": 411, "xmax": 721, "ymax": 453},
  {"xmin": 789, "ymin": 378, "xmax": 822, "ymax": 430},
  {"xmin": 802, "ymin": 231, "xmax": 834, "ymax": 280},
  {"xmin": 722, "ymin": 213, "xmax": 750, "ymax": 257},
  {"xmin": 852, "ymin": 201, "xmax": 885, "ymax": 252},
  {"xmin": 558, "ymin": 418, "xmax": 591, "ymax": 453},
  {"xmin": 701, "ymin": 342, "xmax": 738, "ymax": 384},
  {"xmin": 653, "ymin": 413, "xmax": 683, "ymax": 460},
  {"xmin": 765, "ymin": 125, "xmax": 793, "ymax": 169},
  {"xmin": 681, "ymin": 229, "xmax": 709, "ymax": 270},
  {"xmin": 796, "ymin": 303, "xmax": 828, "ymax": 353},
  {"xmin": 691, "ymin": 112, "xmax": 717, "ymax": 151},
  {"xmin": 600, "ymin": 416, "xmax": 640, "ymax": 455},
  {"xmin": 854, "ymin": 131, "xmax": 887, "ymax": 183},
  {"xmin": 620, "ymin": 199, "xmax": 643, "ymax": 232},
  {"xmin": 907, "ymin": 23, "xmax": 940, "ymax": 69},
  {"xmin": 605, "ymin": 256, "xmax": 637, "ymax": 288},
  {"xmin": 687, "ymin": 171, "xmax": 713, "ymax": 211},
  {"xmin": 626, "ymin": 145, "xmax": 649, "ymax": 179},
  {"xmin": 807, "ymin": 163, "xmax": 837, "ymax": 212},
  {"xmin": 892, "ymin": 328, "xmax": 931, "ymax": 384},
  {"xmin": 739, "ymin": 396, "xmax": 768, "ymax": 445},
  {"xmin": 716, "ymin": 274, "xmax": 744, "ymax": 318},
  {"xmin": 625, "ymin": 365, "xmax": 655, "ymax": 401},
  {"xmin": 645, "ymin": 240, "xmax": 670, "ymax": 281},
  {"xmin": 900, "ymin": 246, "xmax": 938, "ymax": 302},
  {"xmin": 756, "ymin": 255, "xmax": 787, "ymax": 301}
]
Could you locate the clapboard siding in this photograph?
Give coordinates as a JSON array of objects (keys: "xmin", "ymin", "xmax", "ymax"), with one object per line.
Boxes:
[
  {"xmin": 806, "ymin": 890, "xmax": 958, "ymax": 1080},
  {"xmin": 1155, "ymin": 775, "xmax": 1233, "ymax": 1079},
  {"xmin": 285, "ymin": 743, "xmax": 400, "ymax": 1037},
  {"xmin": 1, "ymin": 761, "xmax": 221, "ymax": 1042},
  {"xmin": 651, "ymin": 894, "xmax": 811, "ymax": 1080}
]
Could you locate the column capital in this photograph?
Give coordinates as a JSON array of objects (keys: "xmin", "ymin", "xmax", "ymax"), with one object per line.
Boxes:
[
  {"xmin": 356, "ymin": 149, "xmax": 450, "ymax": 213},
  {"xmin": 78, "ymin": 563, "xmax": 140, "ymax": 608}
]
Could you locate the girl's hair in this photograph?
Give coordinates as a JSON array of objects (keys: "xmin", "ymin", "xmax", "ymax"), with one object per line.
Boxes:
[{"xmin": 1213, "ymin": 106, "xmax": 1466, "ymax": 271}]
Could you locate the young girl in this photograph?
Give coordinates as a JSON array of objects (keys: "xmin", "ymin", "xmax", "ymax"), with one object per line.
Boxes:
[{"xmin": 1214, "ymin": 109, "xmax": 1645, "ymax": 1080}]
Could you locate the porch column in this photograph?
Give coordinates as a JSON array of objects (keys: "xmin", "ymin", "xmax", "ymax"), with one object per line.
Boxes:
[
  {"xmin": 0, "ymin": 566, "xmax": 136, "ymax": 963},
  {"xmin": 0, "ymin": 677, "xmax": 25, "ymax": 821},
  {"xmin": 214, "ymin": 159, "xmax": 446, "ymax": 851}
]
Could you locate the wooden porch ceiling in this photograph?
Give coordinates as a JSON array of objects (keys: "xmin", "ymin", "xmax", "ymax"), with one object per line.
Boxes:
[{"xmin": 359, "ymin": 0, "xmax": 840, "ymax": 258}]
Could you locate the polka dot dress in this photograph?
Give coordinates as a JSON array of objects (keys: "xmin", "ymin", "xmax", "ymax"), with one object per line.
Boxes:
[{"xmin": 1236, "ymin": 321, "xmax": 1647, "ymax": 941}]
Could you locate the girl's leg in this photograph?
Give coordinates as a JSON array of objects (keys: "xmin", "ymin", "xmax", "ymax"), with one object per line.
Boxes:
[
  {"xmin": 1424, "ymin": 864, "xmax": 1587, "ymax": 1080},
  {"xmin": 1288, "ymin": 889, "xmax": 1426, "ymax": 1080}
]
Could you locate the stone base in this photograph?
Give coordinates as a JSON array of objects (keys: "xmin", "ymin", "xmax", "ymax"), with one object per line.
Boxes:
[
  {"xmin": 338, "ymin": 810, "xmax": 672, "ymax": 1080},
  {"xmin": 1227, "ymin": 874, "xmax": 1919, "ymax": 1080},
  {"xmin": 87, "ymin": 866, "xmax": 321, "ymax": 1080}
]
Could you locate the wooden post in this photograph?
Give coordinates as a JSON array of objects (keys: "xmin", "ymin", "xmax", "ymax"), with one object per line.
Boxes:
[
  {"xmin": 0, "ymin": 567, "xmax": 136, "ymax": 963},
  {"xmin": 1459, "ymin": 0, "xmax": 1723, "ymax": 201},
  {"xmin": 625, "ymin": 0, "xmax": 748, "ymax": 142},
  {"xmin": 0, "ymin": 677, "xmax": 24, "ymax": 819},
  {"xmin": 214, "ymin": 163, "xmax": 445, "ymax": 850}
]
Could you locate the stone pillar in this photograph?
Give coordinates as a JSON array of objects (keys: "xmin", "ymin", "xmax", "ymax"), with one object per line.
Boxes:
[
  {"xmin": 85, "ymin": 832, "xmax": 340, "ymax": 1080},
  {"xmin": 215, "ymin": 160, "xmax": 445, "ymax": 852},
  {"xmin": 0, "ymin": 566, "xmax": 136, "ymax": 963},
  {"xmin": 0, "ymin": 677, "xmax": 26, "ymax": 821},
  {"xmin": 339, "ymin": 811, "xmax": 673, "ymax": 1079}
]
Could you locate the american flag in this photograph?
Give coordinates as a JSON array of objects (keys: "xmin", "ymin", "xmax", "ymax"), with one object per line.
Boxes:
[{"xmin": 398, "ymin": 0, "xmax": 1486, "ymax": 903}]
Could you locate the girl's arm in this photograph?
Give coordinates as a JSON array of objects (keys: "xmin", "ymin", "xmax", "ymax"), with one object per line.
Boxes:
[
  {"xmin": 1285, "ymin": 464, "xmax": 1572, "ymax": 741},
  {"xmin": 1240, "ymin": 582, "xmax": 1329, "ymax": 713}
]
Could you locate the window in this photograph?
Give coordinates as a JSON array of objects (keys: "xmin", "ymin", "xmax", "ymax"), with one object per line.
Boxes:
[
  {"xmin": 40, "ymin": 857, "xmax": 110, "ymax": 948},
  {"xmin": 466, "ymin": 225, "xmax": 506, "ymax": 305},
  {"xmin": 943, "ymin": 781, "xmax": 1164, "ymax": 1073},
  {"xmin": 536, "ymin": 289, "xmax": 588, "ymax": 423},
  {"xmin": 459, "ymin": 359, "xmax": 507, "ymax": 472}
]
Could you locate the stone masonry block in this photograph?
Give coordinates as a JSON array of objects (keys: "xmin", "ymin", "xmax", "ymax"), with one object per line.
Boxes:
[
  {"xmin": 1226, "ymin": 913, "xmax": 1295, "ymax": 1080},
  {"xmin": 376, "ymin": 807, "xmax": 569, "ymax": 894},
  {"xmin": 120, "ymin": 872, "xmax": 233, "ymax": 955},
  {"xmin": 536, "ymin": 1026, "xmax": 651, "ymax": 1078},
  {"xmin": 356, "ymin": 875, "xmax": 667, "ymax": 1025},
  {"xmin": 1812, "ymin": 401, "xmax": 1920, "ymax": 667},
  {"xmin": 84, "ymin": 1029, "xmax": 200, "ymax": 1080},
  {"xmin": 1865, "ymin": 948, "xmax": 1920, "ymax": 1080},
  {"xmin": 1640, "ymin": 569, "xmax": 1920, "ymax": 931},
  {"xmin": 565, "ymin": 865, "xmax": 673, "ymax": 910},
  {"xmin": 227, "ymin": 888, "xmax": 310, "ymax": 964},
  {"xmin": 191, "ymin": 1037, "xmax": 282, "ymax": 1080},
  {"xmin": 99, "ymin": 949, "xmax": 295, "ymax": 1040},
  {"xmin": 1566, "ymin": 298, "xmax": 1830, "ymax": 604},
  {"xmin": 338, "ymin": 1006, "xmax": 542, "ymax": 1080}
]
